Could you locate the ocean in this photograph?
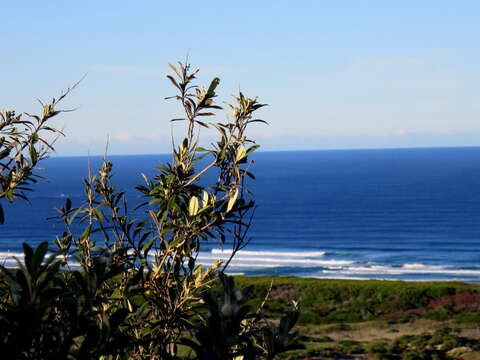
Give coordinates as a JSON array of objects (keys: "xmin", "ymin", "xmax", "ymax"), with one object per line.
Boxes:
[{"xmin": 1, "ymin": 147, "xmax": 480, "ymax": 282}]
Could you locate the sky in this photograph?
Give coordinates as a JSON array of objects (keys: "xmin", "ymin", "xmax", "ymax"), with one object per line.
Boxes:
[{"xmin": 1, "ymin": 1, "xmax": 480, "ymax": 155}]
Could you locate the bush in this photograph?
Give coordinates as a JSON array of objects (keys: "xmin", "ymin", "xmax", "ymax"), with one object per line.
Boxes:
[
  {"xmin": 365, "ymin": 339, "xmax": 390, "ymax": 356},
  {"xmin": 425, "ymin": 306, "xmax": 452, "ymax": 321},
  {"xmin": 0, "ymin": 61, "xmax": 301, "ymax": 359},
  {"xmin": 454, "ymin": 313, "xmax": 480, "ymax": 324},
  {"xmin": 338, "ymin": 340, "xmax": 364, "ymax": 354}
]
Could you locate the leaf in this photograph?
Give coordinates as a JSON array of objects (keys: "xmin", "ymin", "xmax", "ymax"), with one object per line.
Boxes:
[
  {"xmin": 167, "ymin": 62, "xmax": 181, "ymax": 78},
  {"xmin": 189, "ymin": 196, "xmax": 199, "ymax": 216},
  {"xmin": 43, "ymin": 104, "xmax": 52, "ymax": 118},
  {"xmin": 65, "ymin": 198, "xmax": 72, "ymax": 212},
  {"xmin": 202, "ymin": 191, "xmax": 209, "ymax": 208},
  {"xmin": 67, "ymin": 206, "xmax": 82, "ymax": 225},
  {"xmin": 31, "ymin": 132, "xmax": 39, "ymax": 143},
  {"xmin": 194, "ymin": 151, "xmax": 210, "ymax": 161},
  {"xmin": 142, "ymin": 237, "xmax": 156, "ymax": 255},
  {"xmin": 195, "ymin": 120, "xmax": 210, "ymax": 128},
  {"xmin": 166, "ymin": 75, "xmax": 181, "ymax": 91},
  {"xmin": 227, "ymin": 188, "xmax": 238, "ymax": 212},
  {"xmin": 235, "ymin": 145, "xmax": 247, "ymax": 163},
  {"xmin": 80, "ymin": 224, "xmax": 92, "ymax": 240},
  {"xmin": 249, "ymin": 119, "xmax": 268, "ymax": 124},
  {"xmin": 246, "ymin": 144, "xmax": 260, "ymax": 155},
  {"xmin": 32, "ymin": 242, "xmax": 49, "ymax": 271},
  {"xmin": 207, "ymin": 77, "xmax": 220, "ymax": 96},
  {"xmin": 5, "ymin": 190, "xmax": 14, "ymax": 202},
  {"xmin": 29, "ymin": 144, "xmax": 38, "ymax": 165},
  {"xmin": 245, "ymin": 171, "xmax": 256, "ymax": 180},
  {"xmin": 93, "ymin": 208, "xmax": 104, "ymax": 222}
]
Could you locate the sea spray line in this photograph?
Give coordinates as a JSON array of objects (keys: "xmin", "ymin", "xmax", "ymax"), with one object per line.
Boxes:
[
  {"xmin": 0, "ymin": 252, "xmax": 25, "ymax": 258},
  {"xmin": 3, "ymin": 250, "xmax": 480, "ymax": 280},
  {"xmin": 197, "ymin": 255, "xmax": 352, "ymax": 266},
  {"xmin": 0, "ymin": 252, "xmax": 79, "ymax": 268},
  {"xmin": 401, "ymin": 263, "xmax": 428, "ymax": 269},
  {"xmin": 343, "ymin": 266, "xmax": 480, "ymax": 276},
  {"xmin": 211, "ymin": 249, "xmax": 326, "ymax": 257}
]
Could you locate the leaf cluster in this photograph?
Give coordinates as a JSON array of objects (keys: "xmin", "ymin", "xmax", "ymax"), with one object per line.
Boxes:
[{"xmin": 0, "ymin": 80, "xmax": 80, "ymax": 223}]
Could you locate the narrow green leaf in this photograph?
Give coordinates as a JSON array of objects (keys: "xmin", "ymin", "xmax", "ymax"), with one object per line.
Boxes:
[
  {"xmin": 28, "ymin": 143, "xmax": 36, "ymax": 165},
  {"xmin": 246, "ymin": 144, "xmax": 260, "ymax": 155},
  {"xmin": 5, "ymin": 190, "xmax": 14, "ymax": 202},
  {"xmin": 93, "ymin": 208, "xmax": 104, "ymax": 222},
  {"xmin": 80, "ymin": 224, "xmax": 91, "ymax": 240},
  {"xmin": 207, "ymin": 77, "xmax": 220, "ymax": 96}
]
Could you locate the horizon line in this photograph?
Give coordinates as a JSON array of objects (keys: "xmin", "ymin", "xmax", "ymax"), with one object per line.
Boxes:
[{"xmin": 49, "ymin": 145, "xmax": 480, "ymax": 158}]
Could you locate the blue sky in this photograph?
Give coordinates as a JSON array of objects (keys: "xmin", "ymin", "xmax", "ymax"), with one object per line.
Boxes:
[{"xmin": 1, "ymin": 1, "xmax": 480, "ymax": 155}]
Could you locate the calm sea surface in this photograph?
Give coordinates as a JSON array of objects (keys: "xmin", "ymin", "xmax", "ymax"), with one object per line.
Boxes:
[{"xmin": 1, "ymin": 148, "xmax": 480, "ymax": 282}]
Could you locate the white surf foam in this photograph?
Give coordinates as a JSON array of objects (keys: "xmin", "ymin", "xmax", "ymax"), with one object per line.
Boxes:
[
  {"xmin": 197, "ymin": 254, "xmax": 352, "ymax": 266},
  {"xmin": 341, "ymin": 265, "xmax": 480, "ymax": 276},
  {"xmin": 211, "ymin": 249, "xmax": 326, "ymax": 258},
  {"xmin": 0, "ymin": 252, "xmax": 80, "ymax": 268},
  {"xmin": 0, "ymin": 252, "xmax": 24, "ymax": 258},
  {"xmin": 402, "ymin": 263, "xmax": 427, "ymax": 269}
]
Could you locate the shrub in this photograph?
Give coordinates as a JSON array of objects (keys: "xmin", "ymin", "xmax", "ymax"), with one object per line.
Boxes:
[{"xmin": 0, "ymin": 61, "xmax": 301, "ymax": 359}]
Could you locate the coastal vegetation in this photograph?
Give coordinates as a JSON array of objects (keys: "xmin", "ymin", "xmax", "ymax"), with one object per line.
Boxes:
[
  {"xmin": 0, "ymin": 62, "xmax": 301, "ymax": 359},
  {"xmin": 237, "ymin": 277, "xmax": 480, "ymax": 359}
]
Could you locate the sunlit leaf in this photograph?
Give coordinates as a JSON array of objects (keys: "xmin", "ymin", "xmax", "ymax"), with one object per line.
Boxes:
[
  {"xmin": 202, "ymin": 191, "xmax": 209, "ymax": 208},
  {"xmin": 167, "ymin": 62, "xmax": 181, "ymax": 78},
  {"xmin": 29, "ymin": 144, "xmax": 38, "ymax": 165},
  {"xmin": 189, "ymin": 196, "xmax": 199, "ymax": 216},
  {"xmin": 227, "ymin": 188, "xmax": 238, "ymax": 212},
  {"xmin": 235, "ymin": 145, "xmax": 247, "ymax": 163}
]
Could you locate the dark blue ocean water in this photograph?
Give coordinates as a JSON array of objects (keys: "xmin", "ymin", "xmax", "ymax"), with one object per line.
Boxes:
[{"xmin": 1, "ymin": 148, "xmax": 480, "ymax": 282}]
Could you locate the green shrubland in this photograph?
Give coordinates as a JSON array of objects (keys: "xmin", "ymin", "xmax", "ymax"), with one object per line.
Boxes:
[
  {"xmin": 236, "ymin": 277, "xmax": 480, "ymax": 359},
  {"xmin": 235, "ymin": 276, "xmax": 480, "ymax": 324}
]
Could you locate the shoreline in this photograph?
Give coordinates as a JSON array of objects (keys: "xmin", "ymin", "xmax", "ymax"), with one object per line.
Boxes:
[{"xmin": 2, "ymin": 249, "xmax": 480, "ymax": 283}]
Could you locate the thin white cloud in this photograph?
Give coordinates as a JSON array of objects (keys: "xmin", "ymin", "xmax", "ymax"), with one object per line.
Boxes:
[{"xmin": 111, "ymin": 134, "xmax": 133, "ymax": 143}]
